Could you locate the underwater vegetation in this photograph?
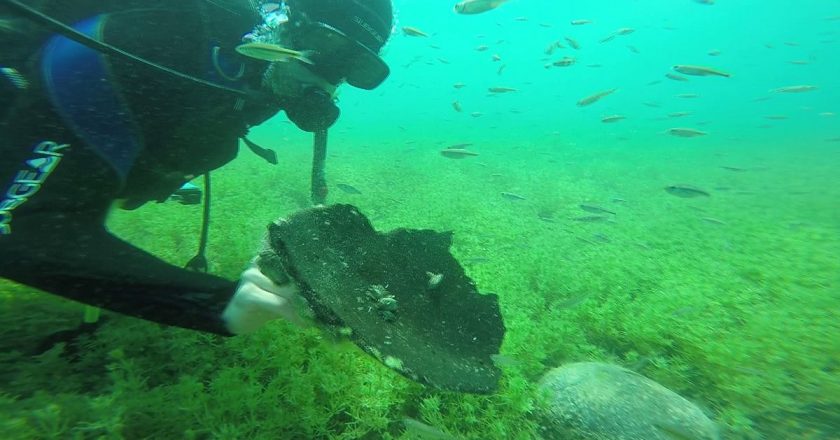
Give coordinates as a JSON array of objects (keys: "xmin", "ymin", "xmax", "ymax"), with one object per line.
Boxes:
[
  {"xmin": 2, "ymin": 0, "xmax": 839, "ymax": 439},
  {"xmin": 2, "ymin": 134, "xmax": 838, "ymax": 438}
]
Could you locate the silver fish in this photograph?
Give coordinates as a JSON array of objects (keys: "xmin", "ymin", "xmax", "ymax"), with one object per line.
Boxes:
[
  {"xmin": 673, "ymin": 64, "xmax": 730, "ymax": 77},
  {"xmin": 601, "ymin": 115, "xmax": 626, "ymax": 123},
  {"xmin": 572, "ymin": 215, "xmax": 609, "ymax": 222},
  {"xmin": 235, "ymin": 42, "xmax": 314, "ymax": 64},
  {"xmin": 335, "ymin": 183, "xmax": 362, "ymax": 195},
  {"xmin": 440, "ymin": 148, "xmax": 479, "ymax": 159},
  {"xmin": 665, "ymin": 185, "xmax": 710, "ymax": 198},
  {"xmin": 453, "ymin": 0, "xmax": 508, "ymax": 15},
  {"xmin": 577, "ymin": 88, "xmax": 617, "ymax": 106},
  {"xmin": 501, "ymin": 192, "xmax": 526, "ymax": 201},
  {"xmin": 668, "ymin": 128, "xmax": 707, "ymax": 137},
  {"xmin": 771, "ymin": 84, "xmax": 817, "ymax": 93},
  {"xmin": 580, "ymin": 204, "xmax": 616, "ymax": 215}
]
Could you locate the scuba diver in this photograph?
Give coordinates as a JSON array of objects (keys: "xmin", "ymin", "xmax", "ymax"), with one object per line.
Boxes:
[{"xmin": 0, "ymin": 0, "xmax": 394, "ymax": 337}]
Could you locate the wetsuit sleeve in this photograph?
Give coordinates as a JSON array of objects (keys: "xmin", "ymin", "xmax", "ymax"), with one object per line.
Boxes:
[
  {"xmin": 0, "ymin": 110, "xmax": 238, "ymax": 336},
  {"xmin": 0, "ymin": 216, "xmax": 237, "ymax": 335}
]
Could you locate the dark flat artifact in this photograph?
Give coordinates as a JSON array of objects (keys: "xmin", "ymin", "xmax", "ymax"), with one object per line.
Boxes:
[{"xmin": 259, "ymin": 204, "xmax": 505, "ymax": 393}]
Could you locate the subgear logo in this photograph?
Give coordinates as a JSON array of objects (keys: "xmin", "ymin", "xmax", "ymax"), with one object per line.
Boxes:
[{"xmin": 0, "ymin": 141, "xmax": 69, "ymax": 235}]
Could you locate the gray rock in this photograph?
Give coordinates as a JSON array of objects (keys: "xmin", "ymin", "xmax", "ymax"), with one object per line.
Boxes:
[{"xmin": 537, "ymin": 362, "xmax": 720, "ymax": 440}]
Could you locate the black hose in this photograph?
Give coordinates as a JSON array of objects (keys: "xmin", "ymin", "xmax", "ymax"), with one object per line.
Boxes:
[
  {"xmin": 185, "ymin": 173, "xmax": 212, "ymax": 272},
  {"xmin": 1, "ymin": 0, "xmax": 260, "ymax": 100},
  {"xmin": 311, "ymin": 129, "xmax": 328, "ymax": 205}
]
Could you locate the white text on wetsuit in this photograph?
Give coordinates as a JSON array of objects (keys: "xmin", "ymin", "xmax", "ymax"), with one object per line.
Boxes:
[{"xmin": 0, "ymin": 141, "xmax": 69, "ymax": 235}]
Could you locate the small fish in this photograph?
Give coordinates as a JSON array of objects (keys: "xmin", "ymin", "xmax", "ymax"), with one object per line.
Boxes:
[
  {"xmin": 673, "ymin": 64, "xmax": 731, "ymax": 77},
  {"xmin": 475, "ymin": 44, "xmax": 489, "ymax": 51},
  {"xmin": 235, "ymin": 42, "xmax": 313, "ymax": 64},
  {"xmin": 565, "ymin": 36, "xmax": 581, "ymax": 50},
  {"xmin": 694, "ymin": 0, "xmax": 715, "ymax": 5},
  {"xmin": 402, "ymin": 418, "xmax": 456, "ymax": 440},
  {"xmin": 440, "ymin": 148, "xmax": 479, "ymax": 158},
  {"xmin": 667, "ymin": 128, "xmax": 707, "ymax": 137},
  {"xmin": 771, "ymin": 85, "xmax": 817, "ymax": 93},
  {"xmin": 665, "ymin": 185, "xmax": 710, "ymax": 198},
  {"xmin": 764, "ymin": 115, "xmax": 788, "ymax": 120},
  {"xmin": 701, "ymin": 217, "xmax": 726, "ymax": 225},
  {"xmin": 580, "ymin": 204, "xmax": 616, "ymax": 215},
  {"xmin": 616, "ymin": 27, "xmax": 635, "ymax": 35},
  {"xmin": 554, "ymin": 292, "xmax": 593, "ymax": 309},
  {"xmin": 488, "ymin": 86, "xmax": 516, "ymax": 93},
  {"xmin": 668, "ymin": 111, "xmax": 692, "ymax": 118},
  {"xmin": 447, "ymin": 143, "xmax": 473, "ymax": 149},
  {"xmin": 453, "ymin": 82, "xmax": 466, "ymax": 89},
  {"xmin": 721, "ymin": 166, "xmax": 747, "ymax": 172},
  {"xmin": 665, "ymin": 73, "xmax": 689, "ymax": 81},
  {"xmin": 599, "ymin": 34, "xmax": 617, "ymax": 43},
  {"xmin": 592, "ymin": 232, "xmax": 611, "ymax": 243},
  {"xmin": 570, "ymin": 19, "xmax": 592, "ymax": 25},
  {"xmin": 454, "ymin": 0, "xmax": 508, "ymax": 15},
  {"xmin": 572, "ymin": 215, "xmax": 608, "ymax": 222},
  {"xmin": 452, "ymin": 100, "xmax": 462, "ymax": 112},
  {"xmin": 402, "ymin": 26, "xmax": 428, "ymax": 37},
  {"xmin": 501, "ymin": 192, "xmax": 526, "ymax": 201},
  {"xmin": 491, "ymin": 53, "xmax": 502, "ymax": 62},
  {"xmin": 470, "ymin": 111, "xmax": 483, "ymax": 117},
  {"xmin": 601, "ymin": 115, "xmax": 626, "ymax": 123},
  {"xmin": 707, "ymin": 49, "xmax": 721, "ymax": 56},
  {"xmin": 577, "ymin": 88, "xmax": 617, "ymax": 106},
  {"xmin": 552, "ymin": 56, "xmax": 576, "ymax": 67},
  {"xmin": 335, "ymin": 183, "xmax": 362, "ymax": 195}
]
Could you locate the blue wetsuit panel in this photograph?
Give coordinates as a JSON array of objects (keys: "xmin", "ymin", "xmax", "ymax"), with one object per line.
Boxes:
[{"xmin": 41, "ymin": 15, "xmax": 141, "ymax": 184}]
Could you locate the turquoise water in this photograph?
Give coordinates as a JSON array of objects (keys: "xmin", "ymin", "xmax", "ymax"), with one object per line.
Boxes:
[
  {"xmin": 336, "ymin": 0, "xmax": 839, "ymax": 148},
  {"xmin": 1, "ymin": 1, "xmax": 838, "ymax": 439}
]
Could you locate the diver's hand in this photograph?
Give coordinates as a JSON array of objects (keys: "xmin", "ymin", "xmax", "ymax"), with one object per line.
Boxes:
[
  {"xmin": 284, "ymin": 87, "xmax": 340, "ymax": 132},
  {"xmin": 222, "ymin": 262, "xmax": 310, "ymax": 334}
]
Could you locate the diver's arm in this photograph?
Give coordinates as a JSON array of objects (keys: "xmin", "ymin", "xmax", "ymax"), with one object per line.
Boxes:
[{"xmin": 0, "ymin": 219, "xmax": 239, "ymax": 335}]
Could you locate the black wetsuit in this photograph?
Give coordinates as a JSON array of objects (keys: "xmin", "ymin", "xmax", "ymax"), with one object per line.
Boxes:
[{"xmin": 0, "ymin": 0, "xmax": 283, "ymax": 335}]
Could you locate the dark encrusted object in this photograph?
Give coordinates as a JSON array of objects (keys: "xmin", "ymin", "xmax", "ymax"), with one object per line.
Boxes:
[{"xmin": 260, "ymin": 204, "xmax": 505, "ymax": 393}]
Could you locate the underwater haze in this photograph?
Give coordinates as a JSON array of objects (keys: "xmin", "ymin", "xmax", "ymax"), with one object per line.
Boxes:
[{"xmin": 1, "ymin": 0, "xmax": 838, "ymax": 439}]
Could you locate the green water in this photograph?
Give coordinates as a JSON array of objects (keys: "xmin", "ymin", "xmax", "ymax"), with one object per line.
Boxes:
[{"xmin": 1, "ymin": 1, "xmax": 838, "ymax": 439}]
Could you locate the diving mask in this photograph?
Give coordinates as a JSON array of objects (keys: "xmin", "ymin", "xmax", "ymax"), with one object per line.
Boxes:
[{"xmin": 245, "ymin": 0, "xmax": 391, "ymax": 90}]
